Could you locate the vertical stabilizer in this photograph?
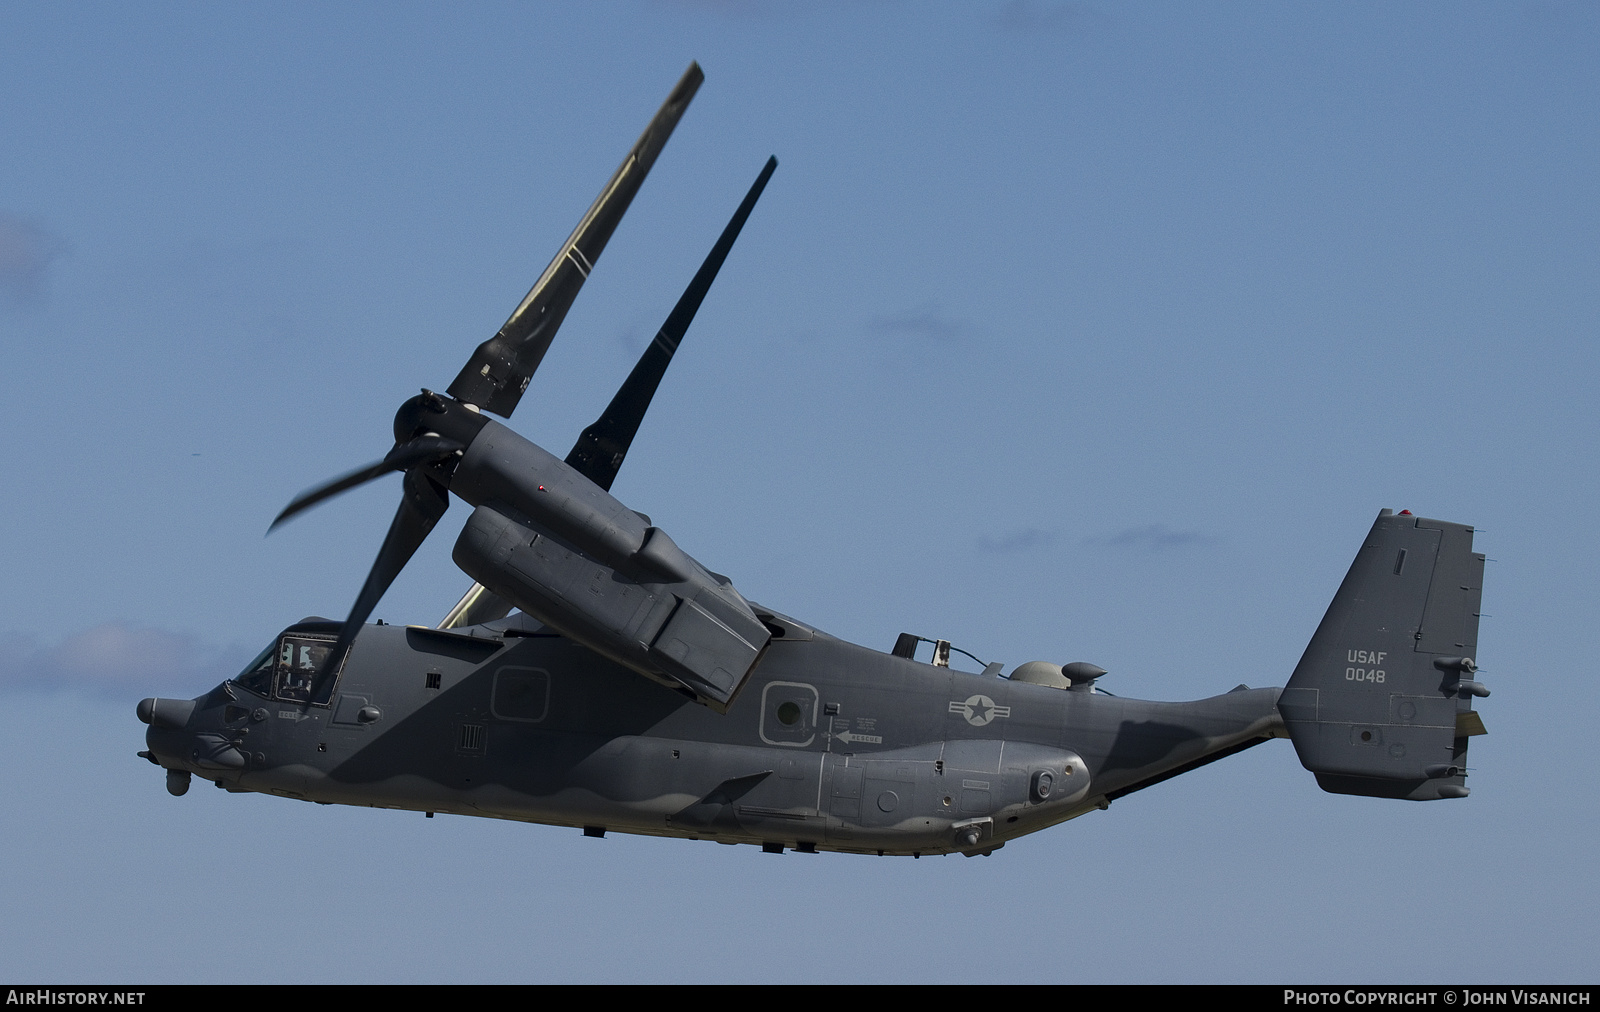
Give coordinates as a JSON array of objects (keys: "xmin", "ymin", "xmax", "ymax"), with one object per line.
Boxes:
[{"xmin": 1278, "ymin": 511, "xmax": 1487, "ymax": 800}]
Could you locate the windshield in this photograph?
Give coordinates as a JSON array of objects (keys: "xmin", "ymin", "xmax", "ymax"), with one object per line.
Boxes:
[{"xmin": 237, "ymin": 643, "xmax": 275, "ymax": 696}]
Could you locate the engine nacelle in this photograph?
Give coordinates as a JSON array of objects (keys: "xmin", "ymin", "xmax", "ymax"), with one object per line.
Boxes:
[{"xmin": 455, "ymin": 504, "xmax": 770, "ymax": 712}]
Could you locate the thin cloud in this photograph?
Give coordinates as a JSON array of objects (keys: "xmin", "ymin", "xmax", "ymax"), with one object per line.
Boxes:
[
  {"xmin": 0, "ymin": 623, "xmax": 249, "ymax": 698},
  {"xmin": 868, "ymin": 304, "xmax": 970, "ymax": 343},
  {"xmin": 978, "ymin": 527, "xmax": 1058, "ymax": 554},
  {"xmin": 1087, "ymin": 524, "xmax": 1218, "ymax": 551},
  {"xmin": 0, "ymin": 213, "xmax": 68, "ymax": 307}
]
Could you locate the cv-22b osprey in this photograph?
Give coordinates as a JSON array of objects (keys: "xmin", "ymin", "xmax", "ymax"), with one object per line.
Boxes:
[{"xmin": 137, "ymin": 64, "xmax": 1490, "ymax": 858}]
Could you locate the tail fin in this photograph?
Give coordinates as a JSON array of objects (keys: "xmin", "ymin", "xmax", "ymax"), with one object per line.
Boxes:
[{"xmin": 1278, "ymin": 510, "xmax": 1487, "ymax": 801}]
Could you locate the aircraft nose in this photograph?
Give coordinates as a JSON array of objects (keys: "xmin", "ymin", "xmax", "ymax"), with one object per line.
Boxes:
[
  {"xmin": 136, "ymin": 697, "xmax": 195, "ymax": 729},
  {"xmin": 139, "ymin": 695, "xmax": 247, "ymax": 782}
]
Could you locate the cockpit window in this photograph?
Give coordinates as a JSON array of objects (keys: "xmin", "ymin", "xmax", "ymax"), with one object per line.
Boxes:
[
  {"xmin": 234, "ymin": 633, "xmax": 338, "ymax": 702},
  {"xmin": 276, "ymin": 635, "xmax": 336, "ymax": 701}
]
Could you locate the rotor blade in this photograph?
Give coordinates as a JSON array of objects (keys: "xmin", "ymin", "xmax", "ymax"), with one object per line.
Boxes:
[
  {"xmin": 269, "ymin": 458, "xmax": 397, "ymax": 532},
  {"xmin": 308, "ymin": 468, "xmax": 450, "ymax": 703},
  {"xmin": 565, "ymin": 156, "xmax": 777, "ymax": 492},
  {"xmin": 268, "ymin": 436, "xmax": 463, "ymax": 532},
  {"xmin": 447, "ymin": 62, "xmax": 705, "ymax": 418}
]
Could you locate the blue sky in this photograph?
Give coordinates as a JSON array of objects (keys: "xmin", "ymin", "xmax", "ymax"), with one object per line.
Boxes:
[{"xmin": 2, "ymin": 2, "xmax": 1596, "ymax": 983}]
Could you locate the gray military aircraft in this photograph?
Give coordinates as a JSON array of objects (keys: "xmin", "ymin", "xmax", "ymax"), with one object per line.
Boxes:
[{"xmin": 137, "ymin": 64, "xmax": 1489, "ymax": 857}]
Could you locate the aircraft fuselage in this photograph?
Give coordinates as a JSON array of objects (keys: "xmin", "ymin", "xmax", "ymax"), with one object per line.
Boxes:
[{"xmin": 142, "ymin": 615, "xmax": 1284, "ymax": 857}]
